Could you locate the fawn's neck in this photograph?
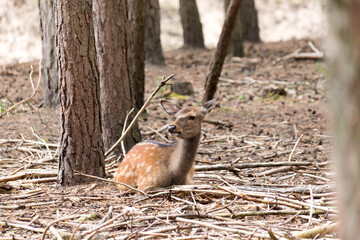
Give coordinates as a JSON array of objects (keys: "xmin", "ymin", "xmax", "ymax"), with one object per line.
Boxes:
[{"xmin": 169, "ymin": 132, "xmax": 201, "ymax": 183}]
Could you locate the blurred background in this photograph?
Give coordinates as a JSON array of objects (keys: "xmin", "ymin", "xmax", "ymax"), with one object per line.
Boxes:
[{"xmin": 0, "ymin": 0, "xmax": 327, "ymax": 65}]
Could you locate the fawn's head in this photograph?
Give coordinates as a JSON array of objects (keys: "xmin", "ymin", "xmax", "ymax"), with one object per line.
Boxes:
[{"xmin": 160, "ymin": 98, "xmax": 217, "ymax": 139}]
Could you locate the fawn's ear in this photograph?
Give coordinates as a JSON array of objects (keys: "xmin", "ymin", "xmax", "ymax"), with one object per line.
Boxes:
[
  {"xmin": 201, "ymin": 98, "xmax": 217, "ymax": 115},
  {"xmin": 160, "ymin": 100, "xmax": 181, "ymax": 116}
]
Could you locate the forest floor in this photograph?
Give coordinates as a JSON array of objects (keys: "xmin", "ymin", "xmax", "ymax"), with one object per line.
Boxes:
[{"xmin": 0, "ymin": 39, "xmax": 337, "ymax": 239}]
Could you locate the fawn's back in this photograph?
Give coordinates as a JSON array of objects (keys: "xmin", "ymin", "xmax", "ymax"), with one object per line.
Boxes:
[{"xmin": 114, "ymin": 98, "xmax": 216, "ymax": 192}]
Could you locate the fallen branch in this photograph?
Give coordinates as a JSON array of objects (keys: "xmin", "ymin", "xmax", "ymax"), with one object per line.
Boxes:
[
  {"xmin": 176, "ymin": 217, "xmax": 268, "ymax": 238},
  {"xmin": 195, "ymin": 161, "xmax": 312, "ymax": 172},
  {"xmin": 294, "ymin": 42, "xmax": 324, "ymax": 60},
  {"xmin": 22, "ymin": 177, "xmax": 57, "ymax": 184},
  {"xmin": 255, "ymin": 166, "xmax": 302, "ymax": 177},
  {"xmin": 0, "ymin": 172, "xmax": 57, "ymax": 183},
  {"xmin": 294, "ymin": 52, "xmax": 324, "ymax": 60},
  {"xmin": 7, "ymin": 221, "xmax": 45, "ymax": 233},
  {"xmin": 292, "ymin": 222, "xmax": 338, "ymax": 238}
]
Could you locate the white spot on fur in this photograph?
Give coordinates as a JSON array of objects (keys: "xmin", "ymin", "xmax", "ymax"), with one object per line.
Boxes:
[
  {"xmin": 118, "ymin": 170, "xmax": 125, "ymax": 177},
  {"xmin": 125, "ymin": 171, "xmax": 134, "ymax": 178},
  {"xmin": 146, "ymin": 166, "xmax": 152, "ymax": 173}
]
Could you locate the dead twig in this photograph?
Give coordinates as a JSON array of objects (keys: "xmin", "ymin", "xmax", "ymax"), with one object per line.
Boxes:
[
  {"xmin": 81, "ymin": 211, "xmax": 128, "ymax": 238},
  {"xmin": 42, "ymin": 215, "xmax": 84, "ymax": 240},
  {"xmin": 288, "ymin": 134, "xmax": 303, "ymax": 161},
  {"xmin": 105, "ymin": 74, "xmax": 174, "ymax": 157},
  {"xmin": 0, "ymin": 59, "xmax": 42, "ymax": 118},
  {"xmin": 73, "ymin": 169, "xmax": 146, "ymax": 196},
  {"xmin": 195, "ymin": 161, "xmax": 311, "ymax": 172},
  {"xmin": 6, "ymin": 221, "xmax": 45, "ymax": 233},
  {"xmin": 294, "ymin": 42, "xmax": 324, "ymax": 60},
  {"xmin": 121, "ymin": 108, "xmax": 134, "ymax": 156},
  {"xmin": 255, "ymin": 166, "xmax": 301, "ymax": 177}
]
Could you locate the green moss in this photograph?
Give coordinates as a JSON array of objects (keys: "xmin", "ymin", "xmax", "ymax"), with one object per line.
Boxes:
[
  {"xmin": 220, "ymin": 106, "xmax": 237, "ymax": 113},
  {"xmin": 168, "ymin": 92, "xmax": 190, "ymax": 100}
]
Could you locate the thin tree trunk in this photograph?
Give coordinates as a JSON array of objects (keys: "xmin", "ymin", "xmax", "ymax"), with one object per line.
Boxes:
[
  {"xmin": 225, "ymin": 0, "xmax": 244, "ymax": 57},
  {"xmin": 93, "ymin": 0, "xmax": 141, "ymax": 156},
  {"xmin": 128, "ymin": 0, "xmax": 146, "ymax": 111},
  {"xmin": 329, "ymin": 0, "xmax": 360, "ymax": 239},
  {"xmin": 145, "ymin": 0, "xmax": 165, "ymax": 65},
  {"xmin": 56, "ymin": 0, "xmax": 105, "ymax": 186},
  {"xmin": 39, "ymin": 0, "xmax": 58, "ymax": 107},
  {"xmin": 179, "ymin": 0, "xmax": 204, "ymax": 48},
  {"xmin": 202, "ymin": 0, "xmax": 241, "ymax": 103}
]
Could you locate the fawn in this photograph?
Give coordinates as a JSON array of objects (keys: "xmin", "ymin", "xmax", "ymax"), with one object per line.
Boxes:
[{"xmin": 114, "ymin": 98, "xmax": 217, "ymax": 192}]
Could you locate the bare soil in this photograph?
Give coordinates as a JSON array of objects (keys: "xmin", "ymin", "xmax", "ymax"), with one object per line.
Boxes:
[{"xmin": 0, "ymin": 39, "xmax": 336, "ymax": 239}]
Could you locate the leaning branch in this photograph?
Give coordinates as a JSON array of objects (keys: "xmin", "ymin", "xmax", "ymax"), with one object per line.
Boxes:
[{"xmin": 105, "ymin": 74, "xmax": 174, "ymax": 157}]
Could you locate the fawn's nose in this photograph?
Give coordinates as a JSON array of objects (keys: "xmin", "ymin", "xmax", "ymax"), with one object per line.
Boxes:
[{"xmin": 168, "ymin": 125, "xmax": 177, "ymax": 133}]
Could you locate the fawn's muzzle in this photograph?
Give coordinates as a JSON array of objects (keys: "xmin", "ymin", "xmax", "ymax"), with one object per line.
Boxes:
[{"xmin": 168, "ymin": 125, "xmax": 179, "ymax": 134}]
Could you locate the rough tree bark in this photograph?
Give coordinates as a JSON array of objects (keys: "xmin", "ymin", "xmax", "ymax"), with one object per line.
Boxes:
[
  {"xmin": 93, "ymin": 0, "xmax": 141, "ymax": 156},
  {"xmin": 56, "ymin": 0, "xmax": 105, "ymax": 186},
  {"xmin": 179, "ymin": 0, "xmax": 204, "ymax": 48},
  {"xmin": 145, "ymin": 0, "xmax": 165, "ymax": 65},
  {"xmin": 202, "ymin": 0, "xmax": 242, "ymax": 103},
  {"xmin": 128, "ymin": 0, "xmax": 146, "ymax": 111},
  {"xmin": 39, "ymin": 0, "xmax": 58, "ymax": 107},
  {"xmin": 225, "ymin": 0, "xmax": 244, "ymax": 57},
  {"xmin": 240, "ymin": 0, "xmax": 260, "ymax": 42},
  {"xmin": 329, "ymin": 0, "xmax": 360, "ymax": 239}
]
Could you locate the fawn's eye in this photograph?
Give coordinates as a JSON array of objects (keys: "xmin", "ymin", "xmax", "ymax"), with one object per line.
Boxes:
[{"xmin": 188, "ymin": 115, "xmax": 196, "ymax": 120}]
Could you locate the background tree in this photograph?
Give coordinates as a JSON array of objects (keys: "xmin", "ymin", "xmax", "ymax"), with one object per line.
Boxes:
[
  {"xmin": 93, "ymin": 0, "xmax": 141, "ymax": 156},
  {"xmin": 329, "ymin": 0, "xmax": 360, "ymax": 239},
  {"xmin": 179, "ymin": 0, "xmax": 204, "ymax": 48},
  {"xmin": 39, "ymin": 0, "xmax": 58, "ymax": 106},
  {"xmin": 225, "ymin": 0, "xmax": 244, "ymax": 57},
  {"xmin": 128, "ymin": 0, "xmax": 146, "ymax": 111},
  {"xmin": 225, "ymin": 0, "xmax": 260, "ymax": 57},
  {"xmin": 145, "ymin": 0, "xmax": 165, "ymax": 65},
  {"xmin": 240, "ymin": 0, "xmax": 260, "ymax": 42},
  {"xmin": 55, "ymin": 0, "xmax": 105, "ymax": 186},
  {"xmin": 203, "ymin": 0, "xmax": 241, "ymax": 103}
]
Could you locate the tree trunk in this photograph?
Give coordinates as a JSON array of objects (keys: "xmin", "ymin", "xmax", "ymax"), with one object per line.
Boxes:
[
  {"xmin": 179, "ymin": 0, "xmax": 204, "ymax": 48},
  {"xmin": 240, "ymin": 0, "xmax": 260, "ymax": 42},
  {"xmin": 202, "ymin": 0, "xmax": 241, "ymax": 103},
  {"xmin": 145, "ymin": 0, "xmax": 165, "ymax": 65},
  {"xmin": 329, "ymin": 1, "xmax": 360, "ymax": 239},
  {"xmin": 39, "ymin": 0, "xmax": 58, "ymax": 107},
  {"xmin": 55, "ymin": 0, "xmax": 105, "ymax": 186},
  {"xmin": 93, "ymin": 0, "xmax": 141, "ymax": 157},
  {"xmin": 225, "ymin": 0, "xmax": 244, "ymax": 57},
  {"xmin": 128, "ymin": 0, "xmax": 146, "ymax": 111}
]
